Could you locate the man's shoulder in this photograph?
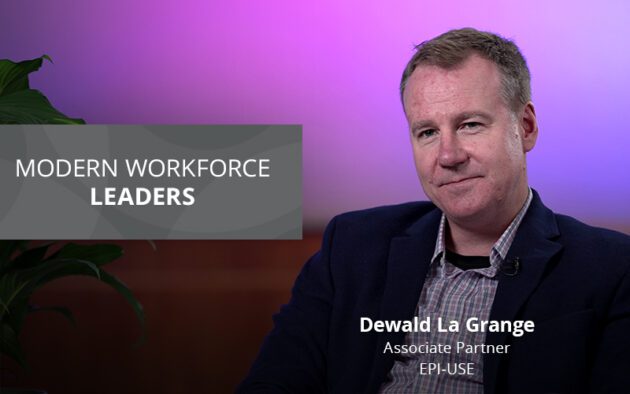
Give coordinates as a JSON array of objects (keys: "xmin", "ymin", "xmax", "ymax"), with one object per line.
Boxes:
[
  {"xmin": 555, "ymin": 213, "xmax": 630, "ymax": 247},
  {"xmin": 329, "ymin": 201, "xmax": 438, "ymax": 239},
  {"xmin": 552, "ymin": 213, "xmax": 630, "ymax": 262}
]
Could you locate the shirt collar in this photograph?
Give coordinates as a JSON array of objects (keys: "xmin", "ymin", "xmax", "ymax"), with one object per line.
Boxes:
[{"xmin": 431, "ymin": 188, "xmax": 533, "ymax": 277}]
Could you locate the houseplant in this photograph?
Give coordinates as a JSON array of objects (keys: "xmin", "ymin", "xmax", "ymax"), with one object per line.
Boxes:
[
  {"xmin": 0, "ymin": 55, "xmax": 84, "ymax": 124},
  {"xmin": 0, "ymin": 57, "xmax": 144, "ymax": 382},
  {"xmin": 0, "ymin": 241, "xmax": 145, "ymax": 368}
]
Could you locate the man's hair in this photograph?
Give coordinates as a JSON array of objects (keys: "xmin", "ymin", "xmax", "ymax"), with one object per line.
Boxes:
[{"xmin": 400, "ymin": 28, "xmax": 531, "ymax": 112}]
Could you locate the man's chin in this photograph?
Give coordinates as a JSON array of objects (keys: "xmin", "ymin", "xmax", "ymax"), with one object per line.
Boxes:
[{"xmin": 440, "ymin": 203, "xmax": 490, "ymax": 225}]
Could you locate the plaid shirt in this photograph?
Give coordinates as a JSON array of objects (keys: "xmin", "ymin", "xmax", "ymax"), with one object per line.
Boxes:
[{"xmin": 379, "ymin": 189, "xmax": 533, "ymax": 394}]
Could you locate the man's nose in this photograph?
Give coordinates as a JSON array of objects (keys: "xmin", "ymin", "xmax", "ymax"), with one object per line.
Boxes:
[{"xmin": 438, "ymin": 133, "xmax": 468, "ymax": 168}]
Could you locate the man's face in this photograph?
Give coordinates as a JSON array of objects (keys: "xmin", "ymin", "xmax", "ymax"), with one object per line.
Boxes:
[{"xmin": 403, "ymin": 54, "xmax": 537, "ymax": 226}]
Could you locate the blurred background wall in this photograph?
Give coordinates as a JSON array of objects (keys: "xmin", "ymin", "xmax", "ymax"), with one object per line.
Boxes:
[
  {"xmin": 2, "ymin": 239, "xmax": 321, "ymax": 393},
  {"xmin": 1, "ymin": 0, "xmax": 629, "ymax": 393}
]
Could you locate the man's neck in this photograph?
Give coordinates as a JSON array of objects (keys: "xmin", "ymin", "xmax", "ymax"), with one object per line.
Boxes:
[{"xmin": 445, "ymin": 222, "xmax": 503, "ymax": 256}]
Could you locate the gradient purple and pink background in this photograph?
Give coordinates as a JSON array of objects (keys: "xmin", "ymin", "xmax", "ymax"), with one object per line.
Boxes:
[
  {"xmin": 2, "ymin": 2, "xmax": 630, "ymax": 392},
  {"xmin": 2, "ymin": 0, "xmax": 629, "ymax": 231}
]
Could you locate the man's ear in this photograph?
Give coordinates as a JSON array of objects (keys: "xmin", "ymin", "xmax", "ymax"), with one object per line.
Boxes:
[{"xmin": 520, "ymin": 102, "xmax": 538, "ymax": 152}]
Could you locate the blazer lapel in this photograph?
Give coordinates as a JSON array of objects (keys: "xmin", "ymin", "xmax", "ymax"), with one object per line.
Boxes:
[
  {"xmin": 483, "ymin": 191, "xmax": 563, "ymax": 394},
  {"xmin": 367, "ymin": 208, "xmax": 442, "ymax": 392}
]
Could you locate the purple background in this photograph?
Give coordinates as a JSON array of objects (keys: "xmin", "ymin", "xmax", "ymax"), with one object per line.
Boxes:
[{"xmin": 2, "ymin": 0, "xmax": 629, "ymax": 231}]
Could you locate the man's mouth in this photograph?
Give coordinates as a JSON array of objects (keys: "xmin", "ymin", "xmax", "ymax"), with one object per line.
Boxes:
[{"xmin": 440, "ymin": 176, "xmax": 482, "ymax": 187}]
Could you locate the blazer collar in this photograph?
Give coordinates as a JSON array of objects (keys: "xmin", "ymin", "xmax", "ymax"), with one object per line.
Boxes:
[
  {"xmin": 367, "ymin": 206, "xmax": 442, "ymax": 391},
  {"xmin": 483, "ymin": 189, "xmax": 562, "ymax": 394}
]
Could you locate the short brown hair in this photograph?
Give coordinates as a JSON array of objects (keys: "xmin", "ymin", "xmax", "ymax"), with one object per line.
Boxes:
[{"xmin": 400, "ymin": 28, "xmax": 531, "ymax": 112}]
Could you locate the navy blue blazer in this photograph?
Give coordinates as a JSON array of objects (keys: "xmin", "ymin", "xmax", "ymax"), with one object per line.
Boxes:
[{"xmin": 239, "ymin": 191, "xmax": 630, "ymax": 393}]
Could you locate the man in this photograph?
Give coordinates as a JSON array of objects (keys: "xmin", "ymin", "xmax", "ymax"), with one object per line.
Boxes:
[{"xmin": 239, "ymin": 28, "xmax": 630, "ymax": 393}]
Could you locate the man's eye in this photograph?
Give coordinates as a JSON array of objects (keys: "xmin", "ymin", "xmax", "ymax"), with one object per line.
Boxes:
[
  {"xmin": 461, "ymin": 122, "xmax": 482, "ymax": 130},
  {"xmin": 418, "ymin": 129, "xmax": 437, "ymax": 139}
]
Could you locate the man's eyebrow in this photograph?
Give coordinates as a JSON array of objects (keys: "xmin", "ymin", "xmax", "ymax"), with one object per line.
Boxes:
[
  {"xmin": 454, "ymin": 112, "xmax": 493, "ymax": 124},
  {"xmin": 410, "ymin": 112, "xmax": 493, "ymax": 131},
  {"xmin": 410, "ymin": 120, "xmax": 436, "ymax": 131}
]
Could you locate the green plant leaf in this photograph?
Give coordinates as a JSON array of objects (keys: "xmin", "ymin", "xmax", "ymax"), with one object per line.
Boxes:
[
  {"xmin": 0, "ymin": 272, "xmax": 30, "ymax": 333},
  {"xmin": 17, "ymin": 259, "xmax": 145, "ymax": 343},
  {"xmin": 0, "ymin": 241, "xmax": 29, "ymax": 273},
  {"xmin": 0, "ymin": 88, "xmax": 85, "ymax": 124},
  {"xmin": 0, "ymin": 323, "xmax": 28, "ymax": 368},
  {"xmin": 49, "ymin": 117, "xmax": 86, "ymax": 124},
  {"xmin": 0, "ymin": 273, "xmax": 27, "ymax": 315},
  {"xmin": 0, "ymin": 249, "xmax": 146, "ymax": 365},
  {"xmin": 4, "ymin": 297, "xmax": 30, "ymax": 335},
  {"xmin": 0, "ymin": 55, "xmax": 51, "ymax": 97},
  {"xmin": 16, "ymin": 258, "xmax": 101, "ymax": 291},
  {"xmin": 146, "ymin": 240, "xmax": 157, "ymax": 251},
  {"xmin": 98, "ymin": 270, "xmax": 146, "ymax": 345},
  {"xmin": 28, "ymin": 305, "xmax": 76, "ymax": 327},
  {"xmin": 5, "ymin": 242, "xmax": 54, "ymax": 273},
  {"xmin": 2, "ymin": 259, "xmax": 99, "ymax": 333},
  {"xmin": 0, "ymin": 55, "xmax": 85, "ymax": 124},
  {"xmin": 49, "ymin": 243, "xmax": 123, "ymax": 266}
]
